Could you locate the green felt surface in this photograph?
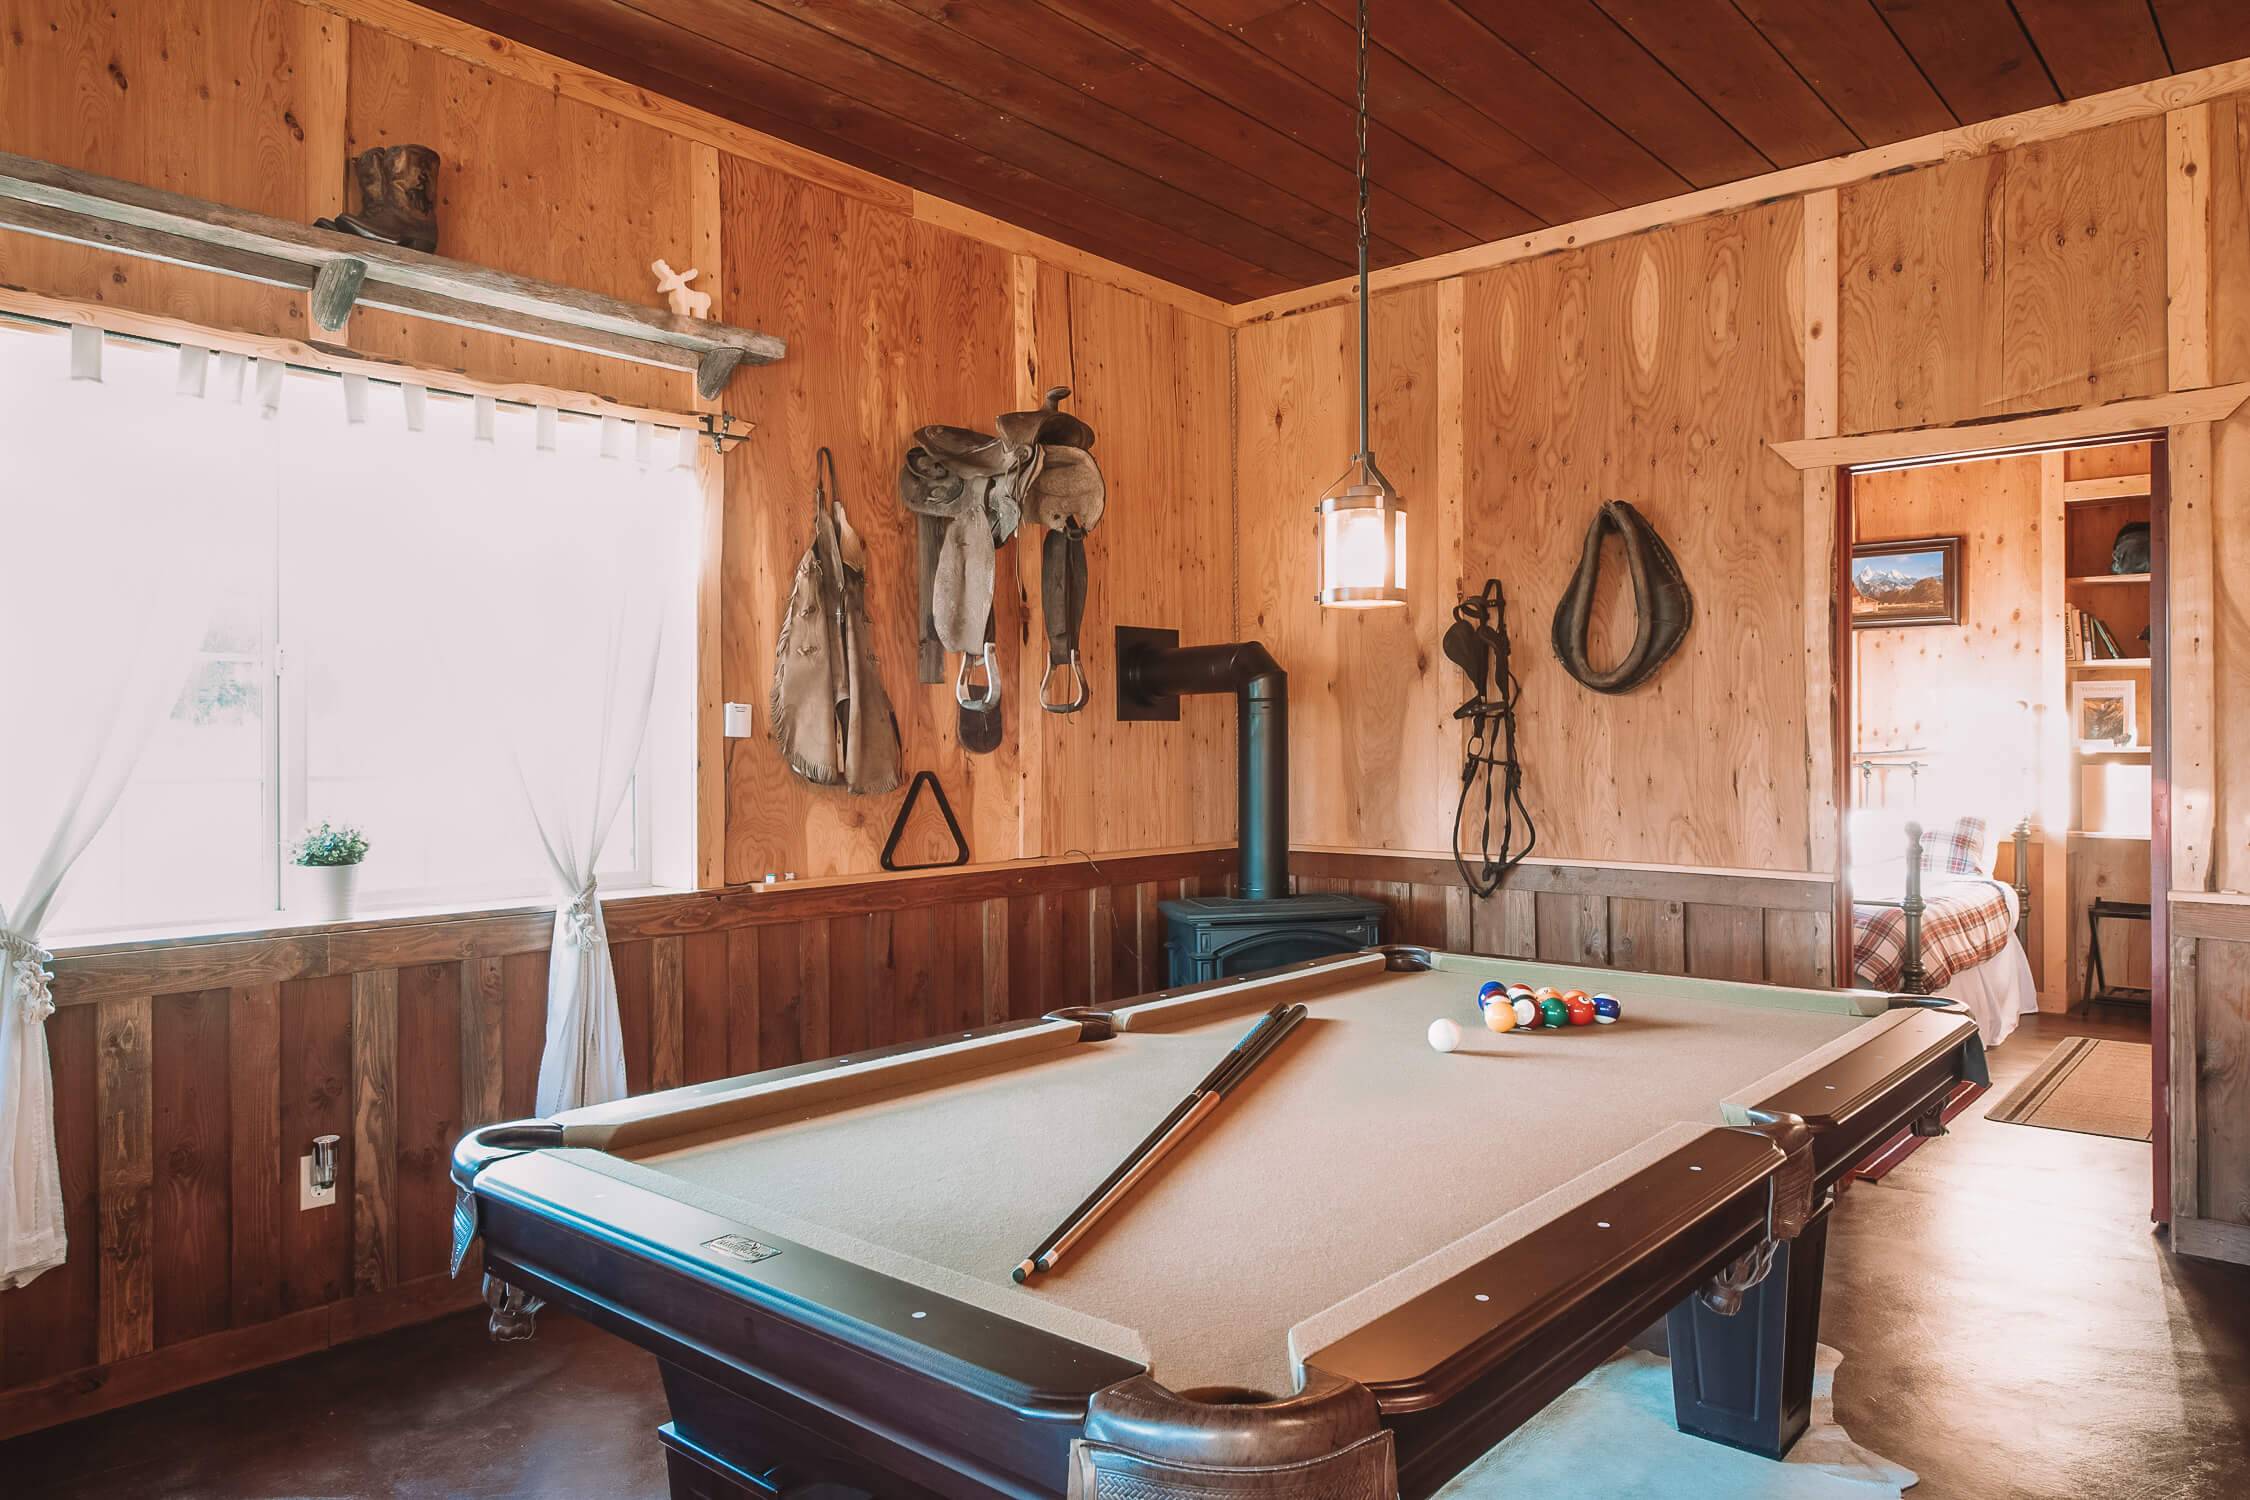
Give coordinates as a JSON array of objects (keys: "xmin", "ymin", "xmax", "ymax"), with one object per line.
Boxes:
[{"xmin": 624, "ymin": 961, "xmax": 1871, "ymax": 1398}]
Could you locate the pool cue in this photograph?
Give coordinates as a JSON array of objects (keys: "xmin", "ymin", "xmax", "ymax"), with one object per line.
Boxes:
[{"xmin": 1013, "ymin": 1003, "xmax": 1307, "ymax": 1282}]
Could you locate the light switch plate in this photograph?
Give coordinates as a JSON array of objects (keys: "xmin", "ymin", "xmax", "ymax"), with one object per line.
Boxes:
[
  {"xmin": 300, "ymin": 1152, "xmax": 337, "ymax": 1211},
  {"xmin": 724, "ymin": 701, "xmax": 753, "ymax": 738}
]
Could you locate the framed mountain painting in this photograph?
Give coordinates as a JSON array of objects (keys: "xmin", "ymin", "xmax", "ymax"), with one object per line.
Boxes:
[{"xmin": 1850, "ymin": 536, "xmax": 1963, "ymax": 628}]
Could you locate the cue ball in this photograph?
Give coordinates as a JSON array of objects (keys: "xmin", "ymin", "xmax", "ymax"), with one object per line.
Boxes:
[{"xmin": 1427, "ymin": 1018, "xmax": 1463, "ymax": 1052}]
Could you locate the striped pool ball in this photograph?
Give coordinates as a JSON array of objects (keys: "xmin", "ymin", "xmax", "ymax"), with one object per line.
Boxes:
[
  {"xmin": 1592, "ymin": 994, "xmax": 1622, "ymax": 1024},
  {"xmin": 1512, "ymin": 996, "xmax": 1540, "ymax": 1029}
]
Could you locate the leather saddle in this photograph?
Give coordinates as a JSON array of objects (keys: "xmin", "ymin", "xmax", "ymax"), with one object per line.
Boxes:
[
  {"xmin": 1550, "ymin": 499, "xmax": 1693, "ymax": 694},
  {"xmin": 898, "ymin": 387, "xmax": 1104, "ymax": 733}
]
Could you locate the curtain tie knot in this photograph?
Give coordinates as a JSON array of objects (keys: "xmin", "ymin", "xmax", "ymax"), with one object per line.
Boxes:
[
  {"xmin": 2, "ymin": 927, "xmax": 55, "ymax": 1025},
  {"xmin": 562, "ymin": 880, "xmax": 602, "ymax": 949}
]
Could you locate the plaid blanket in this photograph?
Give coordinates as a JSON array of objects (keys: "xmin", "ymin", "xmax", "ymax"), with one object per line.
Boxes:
[{"xmin": 1852, "ymin": 879, "xmax": 2015, "ymax": 992}]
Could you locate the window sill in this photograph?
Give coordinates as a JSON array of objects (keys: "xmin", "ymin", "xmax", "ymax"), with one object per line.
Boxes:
[{"xmin": 48, "ymin": 886, "xmax": 683, "ymax": 961}]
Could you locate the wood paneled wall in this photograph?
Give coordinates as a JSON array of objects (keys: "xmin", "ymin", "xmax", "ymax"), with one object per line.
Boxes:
[
  {"xmin": 0, "ymin": 848, "xmax": 1231, "ymax": 1438},
  {"xmin": 1237, "ymin": 205, "xmax": 1812, "ymax": 871},
  {"xmin": 1294, "ymin": 851, "xmax": 1835, "ymax": 991},
  {"xmin": 0, "ymin": 0, "xmax": 1239, "ymax": 888}
]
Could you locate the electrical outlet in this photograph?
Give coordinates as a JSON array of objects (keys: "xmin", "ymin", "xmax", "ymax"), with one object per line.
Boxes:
[{"xmin": 300, "ymin": 1152, "xmax": 337, "ymax": 1211}]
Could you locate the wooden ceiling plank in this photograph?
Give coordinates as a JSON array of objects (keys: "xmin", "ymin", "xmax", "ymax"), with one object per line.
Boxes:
[
  {"xmin": 1445, "ymin": 0, "xmax": 1771, "ymax": 188},
  {"xmin": 1038, "ymin": 0, "xmax": 1525, "ymax": 248},
  {"xmin": 623, "ymin": 0, "xmax": 1344, "ymax": 287},
  {"xmin": 885, "ymin": 0, "xmax": 1451, "ymax": 261},
  {"xmin": 1303, "ymin": 0, "xmax": 1691, "ymax": 208},
  {"xmin": 1198, "ymin": 0, "xmax": 1605, "ymax": 227},
  {"xmin": 1587, "ymin": 0, "xmax": 1863, "ymax": 164},
  {"xmin": 2151, "ymin": 0, "xmax": 2250, "ymax": 71},
  {"xmin": 1871, "ymin": 0, "xmax": 2062, "ymax": 122},
  {"xmin": 431, "ymin": 0, "xmax": 1290, "ymax": 298},
  {"xmin": 1731, "ymin": 0, "xmax": 1959, "ymax": 140},
  {"xmin": 749, "ymin": 0, "xmax": 1367, "ymax": 277},
  {"xmin": 2012, "ymin": 0, "xmax": 2178, "ymax": 98}
]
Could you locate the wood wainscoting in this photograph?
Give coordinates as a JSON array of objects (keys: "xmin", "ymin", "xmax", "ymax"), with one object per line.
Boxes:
[
  {"xmin": 0, "ymin": 846, "xmax": 1232, "ymax": 1440},
  {"xmin": 2168, "ymin": 895, "xmax": 2250, "ymax": 1263},
  {"xmin": 1293, "ymin": 849, "xmax": 1836, "ymax": 988}
]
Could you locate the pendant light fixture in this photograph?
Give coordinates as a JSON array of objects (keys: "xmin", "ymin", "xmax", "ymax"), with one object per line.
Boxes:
[{"xmin": 1315, "ymin": 0, "xmax": 1406, "ymax": 610}]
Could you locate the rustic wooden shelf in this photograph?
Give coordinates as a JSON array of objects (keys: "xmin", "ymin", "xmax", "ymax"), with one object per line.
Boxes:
[
  {"xmin": 0, "ymin": 149, "xmax": 784, "ymax": 399},
  {"xmin": 2062, "ymin": 474, "xmax": 2152, "ymax": 503},
  {"xmin": 2078, "ymin": 746, "xmax": 2152, "ymax": 758},
  {"xmin": 2068, "ymin": 572, "xmax": 2151, "ymax": 585},
  {"xmin": 2070, "ymin": 657, "xmax": 2152, "ymax": 670}
]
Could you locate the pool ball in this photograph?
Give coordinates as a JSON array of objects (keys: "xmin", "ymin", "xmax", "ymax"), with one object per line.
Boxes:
[
  {"xmin": 1565, "ymin": 997, "xmax": 1596, "ymax": 1026},
  {"xmin": 1534, "ymin": 986, "xmax": 1563, "ymax": 1003},
  {"xmin": 1592, "ymin": 994, "xmax": 1622, "ymax": 1023},
  {"xmin": 1483, "ymin": 1001, "xmax": 1517, "ymax": 1034},
  {"xmin": 1428, "ymin": 1018, "xmax": 1463, "ymax": 1052},
  {"xmin": 1538, "ymin": 997, "xmax": 1570, "ymax": 1029},
  {"xmin": 1512, "ymin": 997, "xmax": 1540, "ymax": 1028},
  {"xmin": 1477, "ymin": 981, "xmax": 1507, "ymax": 1012}
]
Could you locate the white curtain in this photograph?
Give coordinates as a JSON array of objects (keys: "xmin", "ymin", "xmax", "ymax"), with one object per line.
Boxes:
[
  {"xmin": 480, "ymin": 410, "xmax": 694, "ymax": 1114},
  {"xmin": 0, "ymin": 331, "xmax": 254, "ymax": 1288}
]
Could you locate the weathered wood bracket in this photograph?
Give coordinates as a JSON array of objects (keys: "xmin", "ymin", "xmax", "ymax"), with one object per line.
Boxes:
[
  {"xmin": 0, "ymin": 149, "xmax": 785, "ymax": 391},
  {"xmin": 311, "ymin": 256, "xmax": 368, "ymax": 332}
]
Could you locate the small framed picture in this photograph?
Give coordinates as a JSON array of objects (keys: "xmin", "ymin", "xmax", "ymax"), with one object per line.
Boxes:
[
  {"xmin": 1851, "ymin": 536, "xmax": 1963, "ymax": 628},
  {"xmin": 2073, "ymin": 680, "xmax": 2139, "ymax": 752}
]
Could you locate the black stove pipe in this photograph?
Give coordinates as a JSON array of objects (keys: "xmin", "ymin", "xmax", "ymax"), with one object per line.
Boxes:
[{"xmin": 1118, "ymin": 640, "xmax": 1288, "ymax": 901}]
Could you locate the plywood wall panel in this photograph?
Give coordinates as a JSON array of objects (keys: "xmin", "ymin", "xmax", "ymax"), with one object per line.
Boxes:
[
  {"xmin": 1457, "ymin": 203, "xmax": 1809, "ymax": 869},
  {"xmin": 1235, "ymin": 286, "xmax": 1449, "ymax": 851},
  {"xmin": 341, "ymin": 22, "xmax": 692, "ymax": 407},
  {"xmin": 2190, "ymin": 936, "xmax": 2250, "ymax": 1228},
  {"xmin": 390, "ymin": 964, "xmax": 460, "ymax": 1286},
  {"xmin": 1837, "ymin": 155, "xmax": 2006, "ymax": 434},
  {"xmin": 1838, "ymin": 121, "xmax": 2167, "ymax": 432},
  {"xmin": 0, "ymin": 0, "xmax": 342, "ymax": 340}
]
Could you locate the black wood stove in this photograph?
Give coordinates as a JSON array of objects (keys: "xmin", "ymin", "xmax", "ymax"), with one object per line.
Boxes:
[{"xmin": 1116, "ymin": 629, "xmax": 1385, "ymax": 985}]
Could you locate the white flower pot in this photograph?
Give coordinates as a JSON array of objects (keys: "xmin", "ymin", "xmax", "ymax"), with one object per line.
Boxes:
[{"xmin": 291, "ymin": 863, "xmax": 361, "ymax": 923}]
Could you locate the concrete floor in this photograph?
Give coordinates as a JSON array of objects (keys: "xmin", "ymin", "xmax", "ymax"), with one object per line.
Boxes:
[{"xmin": 4, "ymin": 1012, "xmax": 2245, "ymax": 1499}]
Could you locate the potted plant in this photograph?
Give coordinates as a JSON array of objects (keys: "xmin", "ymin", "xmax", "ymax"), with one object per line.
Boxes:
[{"xmin": 289, "ymin": 822, "xmax": 370, "ymax": 921}]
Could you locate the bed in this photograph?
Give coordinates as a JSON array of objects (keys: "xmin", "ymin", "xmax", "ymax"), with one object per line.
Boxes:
[{"xmin": 1851, "ymin": 815, "xmax": 2040, "ymax": 1048}]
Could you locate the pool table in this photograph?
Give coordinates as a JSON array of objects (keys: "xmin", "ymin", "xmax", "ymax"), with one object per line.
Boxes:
[{"xmin": 451, "ymin": 946, "xmax": 1985, "ymax": 1500}]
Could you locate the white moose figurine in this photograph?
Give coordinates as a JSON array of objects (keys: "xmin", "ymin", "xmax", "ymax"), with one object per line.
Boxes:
[{"xmin": 651, "ymin": 258, "xmax": 712, "ymax": 320}]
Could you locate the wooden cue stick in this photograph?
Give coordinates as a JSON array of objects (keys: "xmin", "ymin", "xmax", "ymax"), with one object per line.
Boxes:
[
  {"xmin": 1010, "ymin": 1001, "xmax": 1288, "ymax": 1284},
  {"xmin": 1014, "ymin": 1003, "xmax": 1308, "ymax": 1281}
]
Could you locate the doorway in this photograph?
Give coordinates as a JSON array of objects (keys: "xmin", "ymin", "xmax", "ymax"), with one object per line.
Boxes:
[{"xmin": 1834, "ymin": 433, "xmax": 2169, "ymax": 1198}]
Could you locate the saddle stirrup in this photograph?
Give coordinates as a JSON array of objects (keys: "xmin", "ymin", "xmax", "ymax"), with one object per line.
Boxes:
[
  {"xmin": 1038, "ymin": 650, "xmax": 1089, "ymax": 714},
  {"xmin": 954, "ymin": 641, "xmax": 1002, "ymax": 710}
]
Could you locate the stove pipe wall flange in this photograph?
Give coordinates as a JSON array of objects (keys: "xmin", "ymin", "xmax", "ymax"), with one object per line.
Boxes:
[{"xmin": 1115, "ymin": 628, "xmax": 1288, "ymax": 901}]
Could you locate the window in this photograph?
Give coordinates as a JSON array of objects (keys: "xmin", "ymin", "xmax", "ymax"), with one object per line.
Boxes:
[{"xmin": 19, "ymin": 327, "xmax": 702, "ymax": 941}]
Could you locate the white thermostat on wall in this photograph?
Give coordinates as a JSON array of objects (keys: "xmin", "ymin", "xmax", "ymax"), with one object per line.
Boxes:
[{"xmin": 724, "ymin": 702, "xmax": 754, "ymax": 738}]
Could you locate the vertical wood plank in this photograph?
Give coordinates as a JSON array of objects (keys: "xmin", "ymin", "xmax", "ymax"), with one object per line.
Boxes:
[
  {"xmin": 1803, "ymin": 187, "xmax": 1841, "ymax": 878},
  {"xmin": 499, "ymin": 953, "xmax": 547, "ymax": 1121},
  {"xmin": 867, "ymin": 908, "xmax": 902, "ymax": 1047},
  {"xmin": 2168, "ymin": 355, "xmax": 2218, "ymax": 895},
  {"xmin": 350, "ymin": 969, "xmax": 397, "ymax": 1298},
  {"xmin": 756, "ymin": 923, "xmax": 809, "ymax": 1068},
  {"xmin": 227, "ymin": 984, "xmax": 281, "ymax": 1329},
  {"xmin": 151, "ymin": 989, "xmax": 229, "ymax": 1347},
  {"xmin": 1007, "ymin": 892, "xmax": 1047, "ymax": 1020},
  {"xmin": 279, "ymin": 977, "xmax": 353, "ymax": 1313},
  {"xmin": 1606, "ymin": 898, "xmax": 1685, "ymax": 976},
  {"xmin": 392, "ymin": 964, "xmax": 460, "ymax": 1285},
  {"xmin": 1763, "ymin": 910, "xmax": 1837, "ymax": 988},
  {"xmin": 890, "ymin": 904, "xmax": 936, "ymax": 1046},
  {"xmin": 2169, "ymin": 105, "xmax": 2215, "ymax": 392},
  {"xmin": 680, "ymin": 931, "xmax": 730, "ymax": 1083},
  {"xmin": 981, "ymin": 898, "xmax": 1011, "ymax": 1023},
  {"xmin": 799, "ymin": 918, "xmax": 835, "ymax": 1059},
  {"xmin": 611, "ymin": 939, "xmax": 653, "ymax": 1096},
  {"xmin": 1444, "ymin": 886, "xmax": 1473, "ymax": 951},
  {"xmin": 828, "ymin": 914, "xmax": 872, "ymax": 1058},
  {"xmin": 2172, "ymin": 935, "xmax": 2202, "ymax": 1223},
  {"xmin": 947, "ymin": 898, "xmax": 984, "ymax": 1031},
  {"xmin": 1685, "ymin": 904, "xmax": 1767, "ymax": 982},
  {"xmin": 1436, "ymin": 276, "xmax": 1467, "ymax": 610},
  {"xmin": 691, "ymin": 138, "xmax": 727, "ymax": 889},
  {"xmin": 650, "ymin": 936, "xmax": 685, "ymax": 1092},
  {"xmin": 725, "ymin": 929, "xmax": 762, "ymax": 1075},
  {"xmin": 1089, "ymin": 885, "xmax": 1118, "ymax": 1005},
  {"xmin": 95, "ymin": 995, "xmax": 153, "ymax": 1363},
  {"xmin": 458, "ymin": 957, "xmax": 504, "ymax": 1128}
]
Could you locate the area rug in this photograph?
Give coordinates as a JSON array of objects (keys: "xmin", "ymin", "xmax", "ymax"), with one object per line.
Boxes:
[
  {"xmin": 1434, "ymin": 1344, "xmax": 1915, "ymax": 1498},
  {"xmin": 1987, "ymin": 1037, "xmax": 2153, "ymax": 1141}
]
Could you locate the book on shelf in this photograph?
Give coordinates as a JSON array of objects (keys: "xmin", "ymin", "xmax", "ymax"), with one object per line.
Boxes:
[
  {"xmin": 2064, "ymin": 603, "xmax": 2084, "ymax": 663},
  {"xmin": 2090, "ymin": 616, "xmax": 2124, "ymax": 659}
]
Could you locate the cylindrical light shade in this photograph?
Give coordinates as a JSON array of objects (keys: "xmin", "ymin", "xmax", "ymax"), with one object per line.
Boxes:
[{"xmin": 1315, "ymin": 469, "xmax": 1407, "ymax": 608}]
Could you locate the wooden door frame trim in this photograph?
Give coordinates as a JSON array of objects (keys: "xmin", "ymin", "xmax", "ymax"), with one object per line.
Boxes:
[{"xmin": 1772, "ymin": 387, "xmax": 2248, "ymax": 470}]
